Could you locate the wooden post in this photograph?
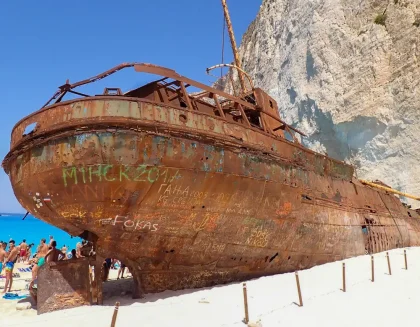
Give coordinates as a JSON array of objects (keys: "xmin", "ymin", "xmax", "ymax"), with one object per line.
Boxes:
[
  {"xmin": 371, "ymin": 255, "xmax": 374, "ymax": 282},
  {"xmin": 242, "ymin": 283, "xmax": 249, "ymax": 324},
  {"xmin": 295, "ymin": 271, "xmax": 303, "ymax": 307},
  {"xmin": 404, "ymin": 249, "xmax": 408, "ymax": 270},
  {"xmin": 386, "ymin": 252, "xmax": 392, "ymax": 275},
  {"xmin": 110, "ymin": 302, "xmax": 120, "ymax": 327},
  {"xmin": 342, "ymin": 263, "xmax": 346, "ymax": 292}
]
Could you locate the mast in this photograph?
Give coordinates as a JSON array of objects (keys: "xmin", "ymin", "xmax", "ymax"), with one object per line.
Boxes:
[{"xmin": 221, "ymin": 0, "xmax": 247, "ymax": 93}]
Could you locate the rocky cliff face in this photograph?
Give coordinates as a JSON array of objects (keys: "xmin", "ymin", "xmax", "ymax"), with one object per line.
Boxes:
[{"xmin": 235, "ymin": 0, "xmax": 420, "ymax": 206}]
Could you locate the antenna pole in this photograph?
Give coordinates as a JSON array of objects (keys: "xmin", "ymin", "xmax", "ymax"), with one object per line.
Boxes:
[{"xmin": 221, "ymin": 0, "xmax": 247, "ymax": 92}]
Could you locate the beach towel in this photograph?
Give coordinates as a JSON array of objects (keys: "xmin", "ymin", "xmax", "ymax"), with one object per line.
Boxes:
[
  {"xmin": 2, "ymin": 293, "xmax": 28, "ymax": 300},
  {"xmin": 18, "ymin": 268, "xmax": 32, "ymax": 273}
]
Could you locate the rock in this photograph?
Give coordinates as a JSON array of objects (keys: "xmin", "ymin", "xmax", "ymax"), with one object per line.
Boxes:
[
  {"xmin": 228, "ymin": 0, "xmax": 420, "ymax": 206},
  {"xmin": 16, "ymin": 302, "xmax": 32, "ymax": 310}
]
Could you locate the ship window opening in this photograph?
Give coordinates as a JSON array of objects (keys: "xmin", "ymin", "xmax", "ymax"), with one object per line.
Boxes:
[
  {"xmin": 202, "ymin": 205, "xmax": 205, "ymax": 209},
  {"xmin": 180, "ymin": 100, "xmax": 187, "ymax": 108},
  {"xmin": 365, "ymin": 217, "xmax": 375, "ymax": 225},
  {"xmin": 301, "ymin": 194, "xmax": 312, "ymax": 201},
  {"xmin": 408, "ymin": 211, "xmax": 412, "ymax": 217},
  {"xmin": 361, "ymin": 225, "xmax": 368, "ymax": 234},
  {"xmin": 269, "ymin": 100, "xmax": 273, "ymax": 108},
  {"xmin": 288, "ymin": 256, "xmax": 291, "ymax": 260},
  {"xmin": 179, "ymin": 114, "xmax": 187, "ymax": 123},
  {"xmin": 23, "ymin": 122, "xmax": 37, "ymax": 136},
  {"xmin": 269, "ymin": 253, "xmax": 278, "ymax": 262}
]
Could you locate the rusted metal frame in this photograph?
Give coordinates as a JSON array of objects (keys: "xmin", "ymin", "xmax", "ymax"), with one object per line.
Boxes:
[
  {"xmin": 261, "ymin": 109, "xmax": 306, "ymax": 137},
  {"xmin": 285, "ymin": 125, "xmax": 299, "ymax": 143},
  {"xmin": 70, "ymin": 63, "xmax": 135, "ymax": 89},
  {"xmin": 206, "ymin": 63, "xmax": 255, "ymax": 91},
  {"xmin": 157, "ymin": 80, "xmax": 179, "ymax": 90},
  {"xmin": 221, "ymin": 0, "xmax": 246, "ymax": 92},
  {"xmin": 211, "ymin": 93, "xmax": 225, "ymax": 118},
  {"xmin": 273, "ymin": 124, "xmax": 285, "ymax": 132},
  {"xmin": 42, "ymin": 62, "xmax": 256, "ymax": 111},
  {"xmin": 133, "ymin": 64, "xmax": 256, "ymax": 110},
  {"xmin": 192, "ymin": 91, "xmax": 211, "ymax": 100},
  {"xmin": 68, "ymin": 90, "xmax": 90, "ymax": 97},
  {"xmin": 179, "ymin": 81, "xmax": 193, "ymax": 110},
  {"xmin": 167, "ymin": 84, "xmax": 192, "ymax": 102},
  {"xmin": 55, "ymin": 91, "xmax": 68, "ymax": 104},
  {"xmin": 236, "ymin": 103, "xmax": 251, "ymax": 127},
  {"xmin": 42, "ymin": 90, "xmax": 67, "ymax": 108},
  {"xmin": 103, "ymin": 88, "xmax": 122, "ymax": 95},
  {"xmin": 258, "ymin": 112, "xmax": 269, "ymax": 133}
]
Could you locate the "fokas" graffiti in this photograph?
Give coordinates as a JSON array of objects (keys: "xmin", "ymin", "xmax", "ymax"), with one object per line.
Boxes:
[{"xmin": 99, "ymin": 215, "xmax": 158, "ymax": 232}]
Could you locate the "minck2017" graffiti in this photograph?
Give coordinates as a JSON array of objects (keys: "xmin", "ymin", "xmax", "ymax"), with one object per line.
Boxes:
[{"xmin": 62, "ymin": 164, "xmax": 180, "ymax": 187}]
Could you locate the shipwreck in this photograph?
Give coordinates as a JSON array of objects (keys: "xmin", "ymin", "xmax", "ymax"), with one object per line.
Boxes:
[{"xmin": 3, "ymin": 0, "xmax": 420, "ymax": 308}]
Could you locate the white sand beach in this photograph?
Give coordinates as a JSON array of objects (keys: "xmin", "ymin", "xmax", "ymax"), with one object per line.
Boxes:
[{"xmin": 1, "ymin": 247, "xmax": 419, "ymax": 327}]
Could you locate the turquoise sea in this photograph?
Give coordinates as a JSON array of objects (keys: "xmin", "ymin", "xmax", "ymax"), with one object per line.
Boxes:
[{"xmin": 0, "ymin": 213, "xmax": 81, "ymax": 250}]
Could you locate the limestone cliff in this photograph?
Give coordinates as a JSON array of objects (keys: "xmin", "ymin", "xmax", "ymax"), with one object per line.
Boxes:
[{"xmin": 234, "ymin": 0, "xmax": 420, "ymax": 206}]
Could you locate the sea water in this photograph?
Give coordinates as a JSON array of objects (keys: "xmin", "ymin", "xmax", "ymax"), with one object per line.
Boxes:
[{"xmin": 0, "ymin": 213, "xmax": 81, "ymax": 250}]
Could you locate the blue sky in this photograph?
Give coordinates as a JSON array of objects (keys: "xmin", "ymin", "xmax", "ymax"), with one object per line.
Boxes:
[{"xmin": 0, "ymin": 0, "xmax": 262, "ymax": 213}]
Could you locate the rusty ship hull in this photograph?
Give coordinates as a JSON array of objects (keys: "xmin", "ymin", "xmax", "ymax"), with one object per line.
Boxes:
[{"xmin": 4, "ymin": 63, "xmax": 420, "ymax": 295}]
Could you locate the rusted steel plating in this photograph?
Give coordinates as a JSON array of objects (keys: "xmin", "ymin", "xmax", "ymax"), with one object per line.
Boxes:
[{"xmin": 4, "ymin": 60, "xmax": 420, "ymax": 299}]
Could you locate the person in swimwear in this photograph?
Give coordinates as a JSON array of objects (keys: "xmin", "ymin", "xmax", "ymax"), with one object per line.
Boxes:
[
  {"xmin": 0, "ymin": 242, "xmax": 6, "ymax": 274},
  {"xmin": 45, "ymin": 241, "xmax": 65, "ymax": 263},
  {"xmin": 48, "ymin": 235, "xmax": 55, "ymax": 247},
  {"xmin": 19, "ymin": 239, "xmax": 28, "ymax": 263},
  {"xmin": 2, "ymin": 240, "xmax": 20, "ymax": 293},
  {"xmin": 32, "ymin": 238, "xmax": 49, "ymax": 281}
]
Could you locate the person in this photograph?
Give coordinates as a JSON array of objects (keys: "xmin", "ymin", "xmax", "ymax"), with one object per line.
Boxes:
[
  {"xmin": 102, "ymin": 258, "xmax": 112, "ymax": 282},
  {"xmin": 29, "ymin": 278, "xmax": 37, "ymax": 304},
  {"xmin": 26, "ymin": 244, "xmax": 34, "ymax": 263},
  {"xmin": 61, "ymin": 245, "xmax": 68, "ymax": 258},
  {"xmin": 117, "ymin": 261, "xmax": 126, "ymax": 279},
  {"xmin": 45, "ymin": 241, "xmax": 64, "ymax": 263},
  {"xmin": 69, "ymin": 249, "xmax": 77, "ymax": 259},
  {"xmin": 19, "ymin": 239, "xmax": 28, "ymax": 263},
  {"xmin": 48, "ymin": 235, "xmax": 54, "ymax": 247},
  {"xmin": 76, "ymin": 242, "xmax": 85, "ymax": 258},
  {"xmin": 32, "ymin": 238, "xmax": 49, "ymax": 281},
  {"xmin": 0, "ymin": 242, "xmax": 6, "ymax": 274},
  {"xmin": 2, "ymin": 240, "xmax": 20, "ymax": 293}
]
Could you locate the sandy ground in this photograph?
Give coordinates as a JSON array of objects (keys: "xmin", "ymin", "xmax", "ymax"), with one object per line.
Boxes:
[{"xmin": 1, "ymin": 247, "xmax": 420, "ymax": 326}]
